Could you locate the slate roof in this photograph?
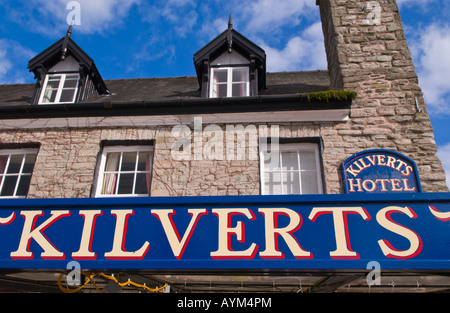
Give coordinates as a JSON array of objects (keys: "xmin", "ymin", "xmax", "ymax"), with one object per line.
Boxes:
[{"xmin": 0, "ymin": 70, "xmax": 330, "ymax": 107}]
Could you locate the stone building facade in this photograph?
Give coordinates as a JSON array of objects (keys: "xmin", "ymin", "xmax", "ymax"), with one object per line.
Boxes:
[
  {"xmin": 318, "ymin": 0, "xmax": 448, "ymax": 193},
  {"xmin": 0, "ymin": 0, "xmax": 447, "ymax": 202}
]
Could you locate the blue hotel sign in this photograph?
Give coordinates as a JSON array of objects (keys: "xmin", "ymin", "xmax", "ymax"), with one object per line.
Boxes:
[
  {"xmin": 0, "ymin": 193, "xmax": 450, "ymax": 272},
  {"xmin": 342, "ymin": 149, "xmax": 422, "ymax": 194}
]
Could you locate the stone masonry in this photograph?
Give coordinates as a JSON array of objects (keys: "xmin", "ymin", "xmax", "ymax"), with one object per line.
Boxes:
[{"xmin": 317, "ymin": 0, "xmax": 448, "ymax": 192}]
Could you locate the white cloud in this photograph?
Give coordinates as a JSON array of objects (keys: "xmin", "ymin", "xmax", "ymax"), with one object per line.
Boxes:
[
  {"xmin": 75, "ymin": 0, "xmax": 140, "ymax": 33},
  {"xmin": 139, "ymin": 0, "xmax": 198, "ymax": 38},
  {"xmin": 192, "ymin": 0, "xmax": 319, "ymax": 43},
  {"xmin": 0, "ymin": 39, "xmax": 35, "ymax": 84},
  {"xmin": 198, "ymin": 17, "xmax": 228, "ymax": 42},
  {"xmin": 437, "ymin": 143, "xmax": 450, "ymax": 188},
  {"xmin": 9, "ymin": 0, "xmax": 140, "ymax": 36},
  {"xmin": 259, "ymin": 22, "xmax": 327, "ymax": 72},
  {"xmin": 240, "ymin": 0, "xmax": 316, "ymax": 35},
  {"xmin": 0, "ymin": 48, "xmax": 12, "ymax": 83},
  {"xmin": 409, "ymin": 23, "xmax": 450, "ymax": 115}
]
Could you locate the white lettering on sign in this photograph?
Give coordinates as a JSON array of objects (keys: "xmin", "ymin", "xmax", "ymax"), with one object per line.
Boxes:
[
  {"xmin": 308, "ymin": 207, "xmax": 370, "ymax": 259},
  {"xmin": 345, "ymin": 155, "xmax": 412, "ymax": 178},
  {"xmin": 104, "ymin": 210, "xmax": 150, "ymax": 259},
  {"xmin": 151, "ymin": 208, "xmax": 207, "ymax": 259},
  {"xmin": 4, "ymin": 205, "xmax": 444, "ymax": 262},
  {"xmin": 72, "ymin": 210, "xmax": 103, "ymax": 259},
  {"xmin": 210, "ymin": 208, "xmax": 258, "ymax": 259},
  {"xmin": 348, "ymin": 178, "xmax": 416, "ymax": 192},
  {"xmin": 259, "ymin": 208, "xmax": 311, "ymax": 259},
  {"xmin": 376, "ymin": 206, "xmax": 422, "ymax": 259},
  {"xmin": 11, "ymin": 210, "xmax": 70, "ymax": 259},
  {"xmin": 429, "ymin": 205, "xmax": 450, "ymax": 221}
]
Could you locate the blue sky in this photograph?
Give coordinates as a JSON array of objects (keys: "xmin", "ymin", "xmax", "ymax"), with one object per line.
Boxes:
[{"xmin": 1, "ymin": 0, "xmax": 450, "ymax": 184}]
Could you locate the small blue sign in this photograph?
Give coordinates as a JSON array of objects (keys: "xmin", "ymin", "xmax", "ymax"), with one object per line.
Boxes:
[
  {"xmin": 0, "ymin": 193, "xmax": 449, "ymax": 272},
  {"xmin": 341, "ymin": 149, "xmax": 421, "ymax": 194}
]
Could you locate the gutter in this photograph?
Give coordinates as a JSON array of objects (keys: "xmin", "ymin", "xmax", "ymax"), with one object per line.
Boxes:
[{"xmin": 0, "ymin": 94, "xmax": 351, "ymax": 120}]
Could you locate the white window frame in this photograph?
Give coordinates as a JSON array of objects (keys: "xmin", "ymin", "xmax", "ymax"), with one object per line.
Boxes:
[
  {"xmin": 38, "ymin": 73, "xmax": 80, "ymax": 104},
  {"xmin": 95, "ymin": 146, "xmax": 154, "ymax": 198},
  {"xmin": 0, "ymin": 148, "xmax": 38, "ymax": 199},
  {"xmin": 260, "ymin": 143, "xmax": 323, "ymax": 195},
  {"xmin": 210, "ymin": 66, "xmax": 250, "ymax": 98}
]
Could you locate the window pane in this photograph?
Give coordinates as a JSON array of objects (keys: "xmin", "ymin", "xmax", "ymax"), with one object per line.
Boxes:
[
  {"xmin": 104, "ymin": 152, "xmax": 120, "ymax": 172},
  {"xmin": 121, "ymin": 152, "xmax": 137, "ymax": 171},
  {"xmin": 47, "ymin": 76, "xmax": 62, "ymax": 88},
  {"xmin": 282, "ymin": 171, "xmax": 300, "ymax": 195},
  {"xmin": 217, "ymin": 84, "xmax": 228, "ymax": 97},
  {"xmin": 42, "ymin": 89, "xmax": 58, "ymax": 103},
  {"xmin": 281, "ymin": 152, "xmax": 299, "ymax": 171},
  {"xmin": 63, "ymin": 76, "xmax": 79, "ymax": 88},
  {"xmin": 214, "ymin": 70, "xmax": 227, "ymax": 83},
  {"xmin": 232, "ymin": 83, "xmax": 247, "ymax": 97},
  {"xmin": 135, "ymin": 173, "xmax": 150, "ymax": 194},
  {"xmin": 300, "ymin": 151, "xmax": 317, "ymax": 171},
  {"xmin": 137, "ymin": 152, "xmax": 150, "ymax": 171},
  {"xmin": 0, "ymin": 176, "xmax": 18, "ymax": 197},
  {"xmin": 264, "ymin": 171, "xmax": 281, "ymax": 195},
  {"xmin": 117, "ymin": 173, "xmax": 134, "ymax": 194},
  {"xmin": 301, "ymin": 171, "xmax": 319, "ymax": 194},
  {"xmin": 41, "ymin": 76, "xmax": 62, "ymax": 103},
  {"xmin": 101, "ymin": 173, "xmax": 117, "ymax": 195},
  {"xmin": 59, "ymin": 89, "xmax": 76, "ymax": 103},
  {"xmin": 7, "ymin": 155, "xmax": 23, "ymax": 174},
  {"xmin": 16, "ymin": 175, "xmax": 31, "ymax": 196},
  {"xmin": 232, "ymin": 69, "xmax": 247, "ymax": 82},
  {"xmin": 22, "ymin": 154, "xmax": 37, "ymax": 173},
  {"xmin": 63, "ymin": 80, "xmax": 78, "ymax": 89},
  {"xmin": 0, "ymin": 156, "xmax": 7, "ymax": 174}
]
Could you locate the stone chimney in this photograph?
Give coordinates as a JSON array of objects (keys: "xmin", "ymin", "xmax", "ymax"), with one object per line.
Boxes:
[{"xmin": 317, "ymin": 0, "xmax": 448, "ymax": 192}]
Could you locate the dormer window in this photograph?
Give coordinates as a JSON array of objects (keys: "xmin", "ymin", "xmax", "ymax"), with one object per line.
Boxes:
[
  {"xmin": 209, "ymin": 49, "xmax": 251, "ymax": 98},
  {"xmin": 194, "ymin": 16, "xmax": 266, "ymax": 99},
  {"xmin": 28, "ymin": 26, "xmax": 108, "ymax": 105},
  {"xmin": 39, "ymin": 73, "xmax": 80, "ymax": 104},
  {"xmin": 211, "ymin": 67, "xmax": 249, "ymax": 98}
]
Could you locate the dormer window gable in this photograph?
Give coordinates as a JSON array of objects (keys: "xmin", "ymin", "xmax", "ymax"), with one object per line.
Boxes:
[
  {"xmin": 28, "ymin": 26, "xmax": 108, "ymax": 105},
  {"xmin": 194, "ymin": 16, "xmax": 266, "ymax": 98}
]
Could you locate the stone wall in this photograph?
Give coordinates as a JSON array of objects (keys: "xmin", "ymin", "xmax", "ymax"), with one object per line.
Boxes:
[
  {"xmin": 0, "ymin": 111, "xmax": 445, "ymax": 199},
  {"xmin": 0, "ymin": 120, "xmax": 351, "ymax": 198},
  {"xmin": 0, "ymin": 127, "xmax": 158, "ymax": 198},
  {"xmin": 0, "ymin": 118, "xmax": 391, "ymax": 198},
  {"xmin": 151, "ymin": 125, "xmax": 261, "ymax": 197},
  {"xmin": 317, "ymin": 0, "xmax": 448, "ymax": 192}
]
